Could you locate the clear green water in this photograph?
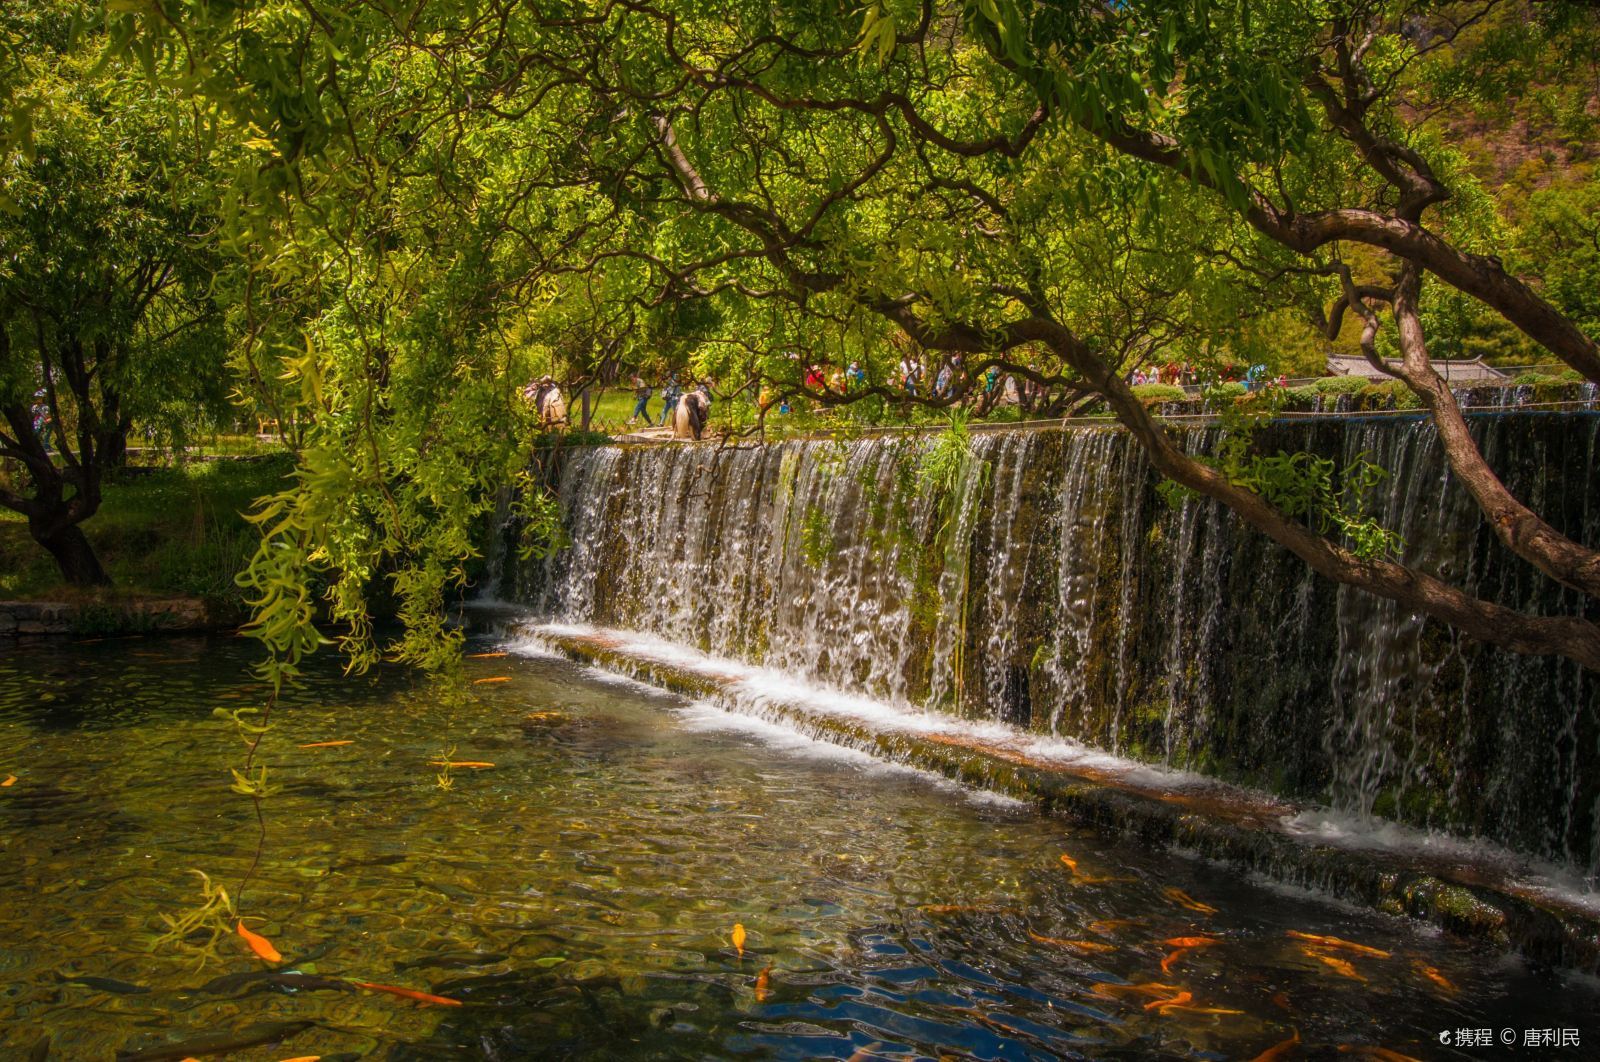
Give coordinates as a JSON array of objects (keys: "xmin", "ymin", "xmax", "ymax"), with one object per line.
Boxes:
[{"xmin": 0, "ymin": 635, "xmax": 1593, "ymax": 1060}]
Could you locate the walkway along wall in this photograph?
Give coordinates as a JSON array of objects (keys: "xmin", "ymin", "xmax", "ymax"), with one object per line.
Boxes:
[{"xmin": 497, "ymin": 413, "xmax": 1600, "ymax": 879}]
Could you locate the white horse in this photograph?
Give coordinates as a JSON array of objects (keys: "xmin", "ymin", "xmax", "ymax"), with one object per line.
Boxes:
[
  {"xmin": 671, "ymin": 389, "xmax": 711, "ymax": 440},
  {"xmin": 539, "ymin": 385, "xmax": 567, "ymax": 428}
]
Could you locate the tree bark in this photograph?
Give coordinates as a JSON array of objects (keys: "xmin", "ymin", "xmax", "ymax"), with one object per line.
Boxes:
[
  {"xmin": 1386, "ymin": 266, "xmax": 1600, "ymax": 598},
  {"xmin": 34, "ymin": 522, "xmax": 110, "ymax": 586}
]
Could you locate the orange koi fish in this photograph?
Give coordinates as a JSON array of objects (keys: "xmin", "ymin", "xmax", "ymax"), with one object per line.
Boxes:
[
  {"xmin": 1143, "ymin": 990, "xmax": 1193, "ymax": 1012},
  {"xmin": 472, "ymin": 676, "xmax": 510, "ymax": 684},
  {"xmin": 1302, "ymin": 948, "xmax": 1366, "ymax": 982},
  {"xmin": 278, "ymin": 1057, "xmax": 322, "ymax": 1062},
  {"xmin": 1249, "ymin": 1028, "xmax": 1300, "ymax": 1061},
  {"xmin": 427, "ymin": 760, "xmax": 495, "ymax": 768},
  {"xmin": 1, "ymin": 775, "xmax": 14, "ymax": 787},
  {"xmin": 1160, "ymin": 947, "xmax": 1194, "ymax": 974},
  {"xmin": 298, "ymin": 740, "xmax": 354, "ymax": 748},
  {"xmin": 1162, "ymin": 936, "xmax": 1221, "ymax": 949},
  {"xmin": 1269, "ymin": 991, "xmax": 1294, "ymax": 1013},
  {"xmin": 467, "ymin": 652, "xmax": 508, "ymax": 659},
  {"xmin": 1027, "ymin": 930, "xmax": 1116, "ymax": 953},
  {"xmin": 754, "ymin": 965, "xmax": 771, "ymax": 1002},
  {"xmin": 236, "ymin": 921, "xmax": 282, "ymax": 963},
  {"xmin": 1160, "ymin": 1003, "xmax": 1245, "ymax": 1016},
  {"xmin": 352, "ymin": 981, "xmax": 462, "ymax": 1006},
  {"xmin": 1057, "ymin": 853, "xmax": 1128, "ymax": 885},
  {"xmin": 1410, "ymin": 959, "xmax": 1457, "ymax": 993},
  {"xmin": 919, "ymin": 903, "xmax": 1005, "ymax": 915},
  {"xmin": 1338, "ymin": 1048, "xmax": 1422, "ymax": 1062},
  {"xmin": 731, "ymin": 923, "xmax": 747, "ymax": 957},
  {"xmin": 1161, "ymin": 887, "xmax": 1218, "ymax": 914},
  {"xmin": 1087, "ymin": 918, "xmax": 1141, "ymax": 936},
  {"xmin": 1286, "ymin": 931, "xmax": 1390, "ymax": 958},
  {"xmin": 1091, "ymin": 981, "xmax": 1182, "ymax": 1001}
]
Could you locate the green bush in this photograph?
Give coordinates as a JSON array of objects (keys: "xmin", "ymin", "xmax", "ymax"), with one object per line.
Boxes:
[
  {"xmin": 1131, "ymin": 382, "xmax": 1188, "ymax": 404},
  {"xmin": 1314, "ymin": 375, "xmax": 1373, "ymax": 395}
]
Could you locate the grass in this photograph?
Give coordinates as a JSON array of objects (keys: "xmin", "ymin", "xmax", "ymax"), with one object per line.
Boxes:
[{"xmin": 0, "ymin": 454, "xmax": 295, "ymax": 604}]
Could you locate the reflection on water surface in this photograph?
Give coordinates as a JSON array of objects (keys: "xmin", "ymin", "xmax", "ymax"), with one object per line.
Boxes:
[{"xmin": 0, "ymin": 636, "xmax": 1592, "ymax": 1060}]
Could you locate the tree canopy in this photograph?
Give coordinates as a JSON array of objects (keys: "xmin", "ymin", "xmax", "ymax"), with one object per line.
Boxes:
[{"xmin": 2, "ymin": 0, "xmax": 1596, "ymax": 671}]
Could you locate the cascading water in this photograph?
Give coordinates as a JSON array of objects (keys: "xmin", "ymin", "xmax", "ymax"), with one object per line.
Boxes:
[{"xmin": 497, "ymin": 413, "xmax": 1600, "ymax": 881}]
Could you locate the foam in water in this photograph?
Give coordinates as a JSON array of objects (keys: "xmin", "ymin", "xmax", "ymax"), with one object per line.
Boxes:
[{"xmin": 509, "ymin": 621, "xmax": 1220, "ymax": 795}]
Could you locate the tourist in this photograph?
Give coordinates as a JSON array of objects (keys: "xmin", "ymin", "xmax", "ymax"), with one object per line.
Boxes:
[
  {"xmin": 658, "ymin": 372, "xmax": 681, "ymax": 427},
  {"xmin": 934, "ymin": 362, "xmax": 952, "ymax": 398},
  {"xmin": 627, "ymin": 374, "xmax": 652, "ymax": 425},
  {"xmin": 805, "ymin": 364, "xmax": 826, "ymax": 391},
  {"xmin": 30, "ymin": 390, "xmax": 52, "ymax": 453},
  {"xmin": 899, "ymin": 355, "xmax": 920, "ymax": 395},
  {"xmin": 847, "ymin": 361, "xmax": 865, "ymax": 391}
]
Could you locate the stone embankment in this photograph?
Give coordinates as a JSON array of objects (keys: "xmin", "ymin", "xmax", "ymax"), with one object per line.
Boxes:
[{"xmin": 0, "ymin": 596, "xmax": 216, "ymax": 638}]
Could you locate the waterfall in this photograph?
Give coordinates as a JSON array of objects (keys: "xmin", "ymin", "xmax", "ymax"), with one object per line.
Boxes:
[{"xmin": 511, "ymin": 413, "xmax": 1600, "ymax": 879}]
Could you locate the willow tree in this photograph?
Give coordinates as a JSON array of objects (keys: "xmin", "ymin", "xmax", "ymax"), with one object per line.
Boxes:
[{"xmin": 110, "ymin": 0, "xmax": 1599, "ymax": 670}]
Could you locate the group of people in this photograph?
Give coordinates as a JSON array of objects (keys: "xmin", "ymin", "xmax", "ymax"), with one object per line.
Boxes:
[
  {"xmin": 899, "ymin": 355, "xmax": 1001, "ymax": 400},
  {"xmin": 625, "ymin": 373, "xmax": 715, "ymax": 437},
  {"xmin": 1129, "ymin": 363, "xmax": 1286, "ymax": 391}
]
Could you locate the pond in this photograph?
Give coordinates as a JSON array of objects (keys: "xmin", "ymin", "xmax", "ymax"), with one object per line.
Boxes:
[{"xmin": 0, "ymin": 635, "xmax": 1593, "ymax": 1060}]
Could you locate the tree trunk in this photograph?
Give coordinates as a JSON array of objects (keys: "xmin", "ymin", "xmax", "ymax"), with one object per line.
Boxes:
[{"xmin": 35, "ymin": 522, "xmax": 110, "ymax": 586}]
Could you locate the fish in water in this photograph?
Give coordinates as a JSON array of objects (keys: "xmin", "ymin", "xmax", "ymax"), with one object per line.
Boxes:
[
  {"xmin": 1286, "ymin": 930, "xmax": 1390, "ymax": 959},
  {"xmin": 427, "ymin": 760, "xmax": 495, "ymax": 769},
  {"xmin": 1300, "ymin": 946, "xmax": 1366, "ymax": 982},
  {"xmin": 1056, "ymin": 852, "xmax": 1127, "ymax": 884},
  {"xmin": 918, "ymin": 903, "xmax": 1008, "ymax": 915},
  {"xmin": 1249, "ymin": 1028, "xmax": 1300, "ymax": 1061},
  {"xmin": 236, "ymin": 921, "xmax": 282, "ymax": 963},
  {"xmin": 297, "ymin": 740, "xmax": 354, "ymax": 748},
  {"xmin": 1163, "ymin": 936, "xmax": 1221, "ymax": 949},
  {"xmin": 754, "ymin": 965, "xmax": 771, "ymax": 1002},
  {"xmin": 467, "ymin": 652, "xmax": 508, "ymax": 659},
  {"xmin": 351, "ymin": 981, "xmax": 462, "ymax": 1006},
  {"xmin": 731, "ymin": 923, "xmax": 747, "ymax": 957},
  {"xmin": 1086, "ymin": 918, "xmax": 1141, "ymax": 936},
  {"xmin": 1338, "ymin": 1047, "xmax": 1423, "ymax": 1062},
  {"xmin": 194, "ymin": 970, "xmax": 353, "ymax": 997},
  {"xmin": 1158, "ymin": 1002, "xmax": 1246, "ymax": 1016},
  {"xmin": 1410, "ymin": 959, "xmax": 1457, "ymax": 993},
  {"xmin": 395, "ymin": 951, "xmax": 510, "ymax": 971},
  {"xmin": 1161, "ymin": 887, "xmax": 1218, "ymax": 914},
  {"xmin": 56, "ymin": 972, "xmax": 151, "ymax": 994},
  {"xmin": 1027, "ymin": 930, "xmax": 1116, "ymax": 953},
  {"xmin": 2, "ymin": 774, "xmax": 15, "ymax": 787},
  {"xmin": 472, "ymin": 676, "xmax": 510, "ymax": 684},
  {"xmin": 278, "ymin": 1057, "xmax": 322, "ymax": 1062},
  {"xmin": 1160, "ymin": 948, "xmax": 1194, "ymax": 974},
  {"xmin": 1143, "ymin": 990, "xmax": 1193, "ymax": 1012},
  {"xmin": 1091, "ymin": 981, "xmax": 1183, "ymax": 1001},
  {"xmin": 1270, "ymin": 991, "xmax": 1294, "ymax": 1013},
  {"xmin": 112, "ymin": 1020, "xmax": 315, "ymax": 1061}
]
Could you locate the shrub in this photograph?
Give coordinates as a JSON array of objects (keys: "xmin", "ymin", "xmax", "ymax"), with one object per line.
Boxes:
[
  {"xmin": 1131, "ymin": 382, "xmax": 1188, "ymax": 404},
  {"xmin": 1314, "ymin": 375, "xmax": 1372, "ymax": 395}
]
